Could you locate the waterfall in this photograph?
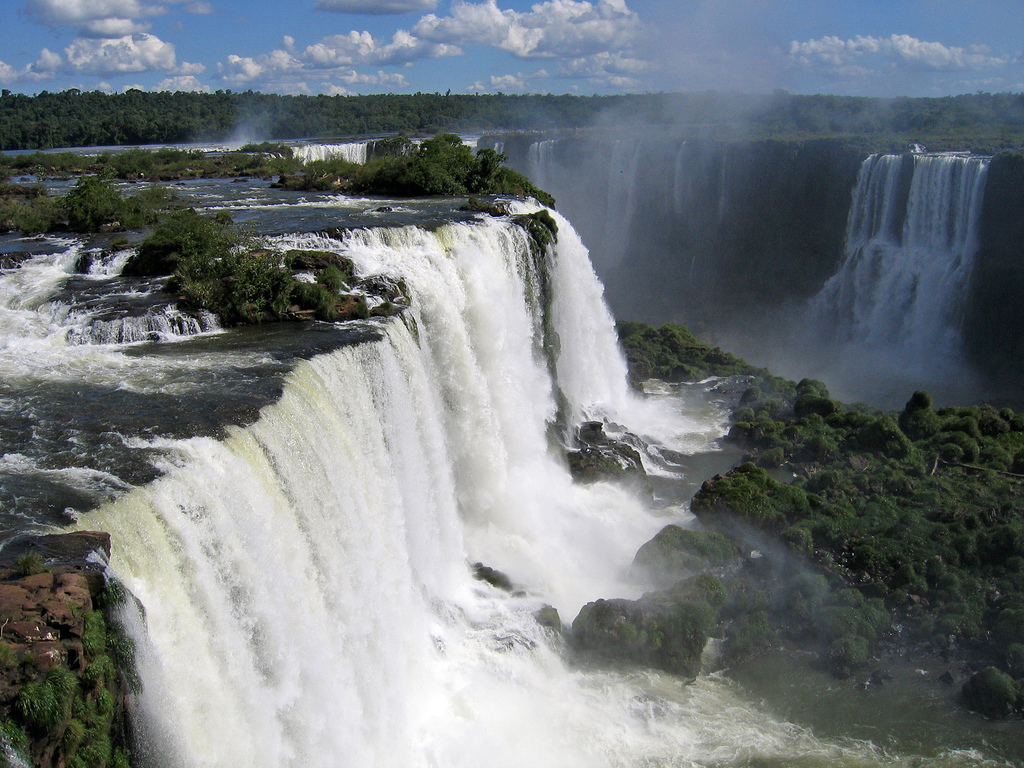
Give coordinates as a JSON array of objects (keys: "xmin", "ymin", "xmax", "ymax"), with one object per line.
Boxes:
[
  {"xmin": 293, "ymin": 142, "xmax": 370, "ymax": 164},
  {"xmin": 805, "ymin": 153, "xmax": 989, "ymax": 376},
  {"xmin": 56, "ymin": 208, "xmax": 1005, "ymax": 766},
  {"xmin": 76, "ymin": 215, "xmax": 690, "ymax": 766}
]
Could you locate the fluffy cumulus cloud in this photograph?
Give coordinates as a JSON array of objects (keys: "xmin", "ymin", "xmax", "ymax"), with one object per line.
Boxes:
[
  {"xmin": 413, "ymin": 0, "xmax": 639, "ymax": 59},
  {"xmin": 1, "ymin": 46, "xmax": 64, "ymax": 84},
  {"xmin": 558, "ymin": 50, "xmax": 645, "ymax": 85},
  {"xmin": 156, "ymin": 73, "xmax": 209, "ymax": 91},
  {"xmin": 218, "ymin": 39, "xmax": 415, "ymax": 92},
  {"xmin": 314, "ymin": 0, "xmax": 439, "ymax": 13},
  {"xmin": 305, "ymin": 29, "xmax": 460, "ymax": 67},
  {"xmin": 789, "ymin": 34, "xmax": 1008, "ymax": 75},
  {"xmin": 26, "ymin": 0, "xmax": 164, "ymax": 36},
  {"xmin": 480, "ymin": 69, "xmax": 549, "ymax": 91},
  {"xmin": 213, "ymin": 0, "xmax": 646, "ymax": 93},
  {"xmin": 64, "ymin": 33, "xmax": 178, "ymax": 72}
]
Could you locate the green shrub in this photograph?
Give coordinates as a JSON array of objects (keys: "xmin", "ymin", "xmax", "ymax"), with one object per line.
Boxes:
[
  {"xmin": 15, "ymin": 666, "xmax": 77, "ymax": 732},
  {"xmin": 63, "ymin": 175, "xmax": 123, "ymax": 232},
  {"xmin": 14, "ymin": 552, "xmax": 45, "ymax": 577},
  {"xmin": 938, "ymin": 431, "xmax": 980, "ymax": 463},
  {"xmin": 829, "ymin": 634, "xmax": 869, "ymax": 668},
  {"xmin": 318, "ymin": 264, "xmax": 347, "ymax": 293},
  {"xmin": 125, "ymin": 208, "xmax": 250, "ymax": 277}
]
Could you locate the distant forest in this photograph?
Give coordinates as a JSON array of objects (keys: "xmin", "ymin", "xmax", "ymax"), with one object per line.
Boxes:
[{"xmin": 1, "ymin": 88, "xmax": 1023, "ymax": 153}]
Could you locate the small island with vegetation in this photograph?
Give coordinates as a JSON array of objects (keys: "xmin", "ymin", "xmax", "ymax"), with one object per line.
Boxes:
[{"xmin": 0, "ymin": 134, "xmax": 557, "ymax": 328}]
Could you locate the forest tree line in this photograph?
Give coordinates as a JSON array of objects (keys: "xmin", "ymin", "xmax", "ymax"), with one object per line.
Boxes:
[{"xmin": 1, "ymin": 89, "xmax": 1024, "ymax": 152}]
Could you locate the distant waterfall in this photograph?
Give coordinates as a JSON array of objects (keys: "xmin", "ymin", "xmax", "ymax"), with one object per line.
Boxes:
[
  {"xmin": 293, "ymin": 142, "xmax": 369, "ymax": 164},
  {"xmin": 806, "ymin": 153, "xmax": 989, "ymax": 374}
]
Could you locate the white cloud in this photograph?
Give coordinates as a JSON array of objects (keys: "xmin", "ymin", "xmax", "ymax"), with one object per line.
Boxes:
[
  {"xmin": 36, "ymin": 48, "xmax": 64, "ymax": 72},
  {"xmin": 26, "ymin": 0, "xmax": 165, "ymax": 36},
  {"xmin": 0, "ymin": 48, "xmax": 63, "ymax": 85},
  {"xmin": 304, "ymin": 29, "xmax": 460, "ymax": 67},
  {"xmin": 175, "ymin": 60, "xmax": 206, "ymax": 75},
  {"xmin": 80, "ymin": 17, "xmax": 152, "ymax": 36},
  {"xmin": 789, "ymin": 34, "xmax": 1007, "ymax": 73},
  {"xmin": 213, "ymin": 0, "xmax": 644, "ymax": 93},
  {"xmin": 314, "ymin": 0, "xmax": 439, "ymax": 13},
  {"xmin": 185, "ymin": 1, "xmax": 214, "ymax": 13},
  {"xmin": 484, "ymin": 69, "xmax": 549, "ymax": 91},
  {"xmin": 156, "ymin": 74, "xmax": 209, "ymax": 91},
  {"xmin": 412, "ymin": 0, "xmax": 639, "ymax": 59},
  {"xmin": 64, "ymin": 33, "xmax": 178, "ymax": 73}
]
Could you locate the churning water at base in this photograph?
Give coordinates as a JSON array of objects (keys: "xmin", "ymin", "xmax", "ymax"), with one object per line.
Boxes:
[{"xmin": 54, "ymin": 208, "xmax": 1012, "ymax": 766}]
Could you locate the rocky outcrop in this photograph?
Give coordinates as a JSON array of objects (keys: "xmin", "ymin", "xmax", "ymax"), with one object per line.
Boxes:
[
  {"xmin": 570, "ymin": 575, "xmax": 724, "ymax": 679},
  {"xmin": 565, "ymin": 422, "xmax": 646, "ymax": 485},
  {"xmin": 961, "ymin": 666, "xmax": 1021, "ymax": 719},
  {"xmin": 0, "ymin": 532, "xmax": 135, "ymax": 768}
]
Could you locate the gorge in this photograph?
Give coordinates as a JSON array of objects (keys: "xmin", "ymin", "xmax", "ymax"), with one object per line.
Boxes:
[
  {"xmin": 487, "ymin": 133, "xmax": 1024, "ymax": 408},
  {"xmin": 0, "ymin": 138, "xmax": 1022, "ymax": 767}
]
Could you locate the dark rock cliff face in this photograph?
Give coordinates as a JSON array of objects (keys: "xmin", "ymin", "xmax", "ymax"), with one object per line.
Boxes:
[
  {"xmin": 0, "ymin": 532, "xmax": 135, "ymax": 768},
  {"xmin": 489, "ymin": 135, "xmax": 865, "ymax": 330},
  {"xmin": 964, "ymin": 150, "xmax": 1024, "ymax": 390}
]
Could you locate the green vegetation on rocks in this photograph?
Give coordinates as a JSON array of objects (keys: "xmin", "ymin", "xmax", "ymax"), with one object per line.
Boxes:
[
  {"xmin": 0, "ymin": 533, "xmax": 136, "ymax": 767},
  {"xmin": 604, "ymin": 321, "xmax": 1024, "ymax": 716},
  {"xmin": 571, "ymin": 575, "xmax": 725, "ymax": 679},
  {"xmin": 120, "ymin": 210, "xmax": 405, "ymax": 326},
  {"xmin": 276, "ymin": 134, "xmax": 555, "ymax": 207},
  {"xmin": 0, "ymin": 175, "xmax": 177, "ymax": 236}
]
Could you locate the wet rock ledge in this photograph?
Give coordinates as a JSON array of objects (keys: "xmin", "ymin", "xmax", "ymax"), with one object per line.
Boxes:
[{"xmin": 0, "ymin": 532, "xmax": 135, "ymax": 768}]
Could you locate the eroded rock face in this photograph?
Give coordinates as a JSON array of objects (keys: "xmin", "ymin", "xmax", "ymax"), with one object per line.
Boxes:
[{"xmin": 0, "ymin": 531, "xmax": 135, "ymax": 768}]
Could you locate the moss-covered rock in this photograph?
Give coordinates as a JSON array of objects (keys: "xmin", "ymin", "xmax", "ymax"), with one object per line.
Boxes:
[
  {"xmin": 565, "ymin": 422, "xmax": 646, "ymax": 486},
  {"xmin": 571, "ymin": 576, "xmax": 723, "ymax": 679},
  {"xmin": 961, "ymin": 666, "xmax": 1019, "ymax": 719},
  {"xmin": 631, "ymin": 525, "xmax": 740, "ymax": 585}
]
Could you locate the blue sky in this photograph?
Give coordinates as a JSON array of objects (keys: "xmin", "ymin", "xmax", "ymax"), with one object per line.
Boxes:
[{"xmin": 1, "ymin": 0, "xmax": 1022, "ymax": 97}]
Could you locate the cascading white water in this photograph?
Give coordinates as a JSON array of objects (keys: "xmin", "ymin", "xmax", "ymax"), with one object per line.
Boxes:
[
  {"xmin": 293, "ymin": 142, "xmax": 370, "ymax": 164},
  {"xmin": 63, "ymin": 306, "xmax": 220, "ymax": 345},
  {"xmin": 805, "ymin": 153, "xmax": 989, "ymax": 375},
  {"xmin": 64, "ymin": 209, "xmax": 1008, "ymax": 767}
]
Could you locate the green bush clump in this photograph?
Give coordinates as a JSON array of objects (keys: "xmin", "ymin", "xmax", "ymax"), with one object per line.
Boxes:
[
  {"xmin": 15, "ymin": 666, "xmax": 77, "ymax": 732},
  {"xmin": 60, "ymin": 175, "xmax": 178, "ymax": 234},
  {"xmin": 14, "ymin": 552, "xmax": 45, "ymax": 577},
  {"xmin": 514, "ymin": 209, "xmax": 559, "ymax": 252},
  {"xmin": 829, "ymin": 634, "xmax": 870, "ymax": 669},
  {"xmin": 279, "ymin": 134, "xmax": 555, "ymax": 206},
  {"xmin": 124, "ymin": 208, "xmax": 246, "ymax": 276},
  {"xmin": 691, "ymin": 461, "xmax": 809, "ymax": 531},
  {"xmin": 632, "ymin": 525, "xmax": 739, "ymax": 578},
  {"xmin": 0, "ymin": 188, "xmax": 65, "ymax": 234}
]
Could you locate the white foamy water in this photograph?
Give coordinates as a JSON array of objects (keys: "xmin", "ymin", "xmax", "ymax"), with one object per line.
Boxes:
[
  {"xmin": 71, "ymin": 212, "xmax": 1008, "ymax": 767},
  {"xmin": 293, "ymin": 142, "xmax": 370, "ymax": 164}
]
